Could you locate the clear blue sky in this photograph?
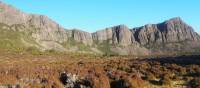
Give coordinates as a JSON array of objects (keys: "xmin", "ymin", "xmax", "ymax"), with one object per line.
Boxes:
[{"xmin": 3, "ymin": 0, "xmax": 200, "ymax": 33}]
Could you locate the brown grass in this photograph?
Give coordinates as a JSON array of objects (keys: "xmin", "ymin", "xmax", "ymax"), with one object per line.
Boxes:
[{"xmin": 0, "ymin": 50, "xmax": 199, "ymax": 88}]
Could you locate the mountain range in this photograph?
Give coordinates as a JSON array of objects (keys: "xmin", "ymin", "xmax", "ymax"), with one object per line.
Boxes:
[{"xmin": 0, "ymin": 1, "xmax": 200, "ymax": 56}]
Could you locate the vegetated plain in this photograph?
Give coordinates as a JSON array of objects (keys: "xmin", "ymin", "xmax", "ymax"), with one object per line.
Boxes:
[{"xmin": 0, "ymin": 50, "xmax": 199, "ymax": 88}]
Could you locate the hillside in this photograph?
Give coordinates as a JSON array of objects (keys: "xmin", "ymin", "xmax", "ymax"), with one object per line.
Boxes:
[{"xmin": 0, "ymin": 1, "xmax": 200, "ymax": 56}]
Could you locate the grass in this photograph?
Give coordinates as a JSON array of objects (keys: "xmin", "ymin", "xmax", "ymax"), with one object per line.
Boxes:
[
  {"xmin": 0, "ymin": 24, "xmax": 25, "ymax": 51},
  {"xmin": 0, "ymin": 28, "xmax": 97, "ymax": 56},
  {"xmin": 95, "ymin": 40, "xmax": 119, "ymax": 56},
  {"xmin": 0, "ymin": 50, "xmax": 199, "ymax": 88},
  {"xmin": 61, "ymin": 37, "xmax": 91, "ymax": 51},
  {"xmin": 0, "ymin": 23, "xmax": 49, "ymax": 57}
]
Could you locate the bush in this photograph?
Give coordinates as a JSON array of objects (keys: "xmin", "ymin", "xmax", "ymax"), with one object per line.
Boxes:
[
  {"xmin": 178, "ymin": 67, "xmax": 187, "ymax": 76},
  {"xmin": 160, "ymin": 74, "xmax": 172, "ymax": 85},
  {"xmin": 187, "ymin": 65, "xmax": 200, "ymax": 77},
  {"xmin": 146, "ymin": 72, "xmax": 156, "ymax": 81},
  {"xmin": 189, "ymin": 77, "xmax": 200, "ymax": 88},
  {"xmin": 127, "ymin": 75, "xmax": 146, "ymax": 88},
  {"xmin": 26, "ymin": 47, "xmax": 42, "ymax": 55}
]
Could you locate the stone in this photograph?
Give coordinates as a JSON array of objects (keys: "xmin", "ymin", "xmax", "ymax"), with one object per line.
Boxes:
[{"xmin": 71, "ymin": 29, "xmax": 93, "ymax": 46}]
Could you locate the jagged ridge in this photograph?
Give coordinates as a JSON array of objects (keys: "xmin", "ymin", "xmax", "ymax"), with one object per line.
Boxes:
[{"xmin": 0, "ymin": 1, "xmax": 200, "ymax": 55}]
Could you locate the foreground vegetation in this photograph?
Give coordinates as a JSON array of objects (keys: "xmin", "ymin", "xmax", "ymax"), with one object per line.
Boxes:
[{"xmin": 0, "ymin": 50, "xmax": 199, "ymax": 88}]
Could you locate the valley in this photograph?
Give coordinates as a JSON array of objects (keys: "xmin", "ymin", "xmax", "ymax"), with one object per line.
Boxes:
[{"xmin": 0, "ymin": 1, "xmax": 199, "ymax": 88}]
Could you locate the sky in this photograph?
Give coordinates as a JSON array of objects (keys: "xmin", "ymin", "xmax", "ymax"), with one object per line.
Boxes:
[{"xmin": 2, "ymin": 0, "xmax": 200, "ymax": 33}]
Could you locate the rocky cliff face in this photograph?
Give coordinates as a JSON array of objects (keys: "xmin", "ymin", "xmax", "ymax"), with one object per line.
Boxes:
[
  {"xmin": 92, "ymin": 28, "xmax": 113, "ymax": 43},
  {"xmin": 92, "ymin": 17, "xmax": 200, "ymax": 55},
  {"xmin": 27, "ymin": 15, "xmax": 69, "ymax": 43},
  {"xmin": 0, "ymin": 1, "xmax": 200, "ymax": 55},
  {"xmin": 70, "ymin": 29, "xmax": 93, "ymax": 45},
  {"xmin": 0, "ymin": 2, "xmax": 27, "ymax": 25},
  {"xmin": 92, "ymin": 25, "xmax": 133, "ymax": 46},
  {"xmin": 133, "ymin": 17, "xmax": 200, "ymax": 46},
  {"xmin": 0, "ymin": 2, "xmax": 69, "ymax": 51},
  {"xmin": 92, "ymin": 25, "xmax": 147, "ymax": 55},
  {"xmin": 112, "ymin": 25, "xmax": 133, "ymax": 46}
]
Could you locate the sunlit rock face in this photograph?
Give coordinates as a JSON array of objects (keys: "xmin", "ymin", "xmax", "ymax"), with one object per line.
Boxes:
[
  {"xmin": 0, "ymin": 1, "xmax": 200, "ymax": 55},
  {"xmin": 132, "ymin": 17, "xmax": 200, "ymax": 46}
]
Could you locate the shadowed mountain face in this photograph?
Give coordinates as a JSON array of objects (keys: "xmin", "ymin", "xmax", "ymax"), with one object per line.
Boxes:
[{"xmin": 0, "ymin": 2, "xmax": 200, "ymax": 55}]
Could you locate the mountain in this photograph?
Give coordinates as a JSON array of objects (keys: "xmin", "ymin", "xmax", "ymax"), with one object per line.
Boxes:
[
  {"xmin": 132, "ymin": 17, "xmax": 200, "ymax": 54},
  {"xmin": 0, "ymin": 1, "xmax": 200, "ymax": 56},
  {"xmin": 0, "ymin": 1, "xmax": 69, "ymax": 51},
  {"xmin": 133, "ymin": 17, "xmax": 200, "ymax": 45}
]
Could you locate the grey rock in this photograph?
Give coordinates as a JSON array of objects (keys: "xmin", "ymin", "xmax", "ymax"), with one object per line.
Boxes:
[
  {"xmin": 133, "ymin": 24, "xmax": 163, "ymax": 45},
  {"xmin": 132, "ymin": 17, "xmax": 200, "ymax": 46},
  {"xmin": 71, "ymin": 29, "xmax": 93, "ymax": 45},
  {"xmin": 93, "ymin": 25, "xmax": 133, "ymax": 46},
  {"xmin": 162, "ymin": 17, "xmax": 200, "ymax": 42},
  {"xmin": 92, "ymin": 25, "xmax": 147, "ymax": 55},
  {"xmin": 28, "ymin": 15, "xmax": 69, "ymax": 44},
  {"xmin": 112, "ymin": 25, "xmax": 132, "ymax": 46},
  {"xmin": 0, "ymin": 2, "xmax": 68, "ymax": 50},
  {"xmin": 0, "ymin": 2, "xmax": 27, "ymax": 25},
  {"xmin": 92, "ymin": 28, "xmax": 113, "ymax": 44}
]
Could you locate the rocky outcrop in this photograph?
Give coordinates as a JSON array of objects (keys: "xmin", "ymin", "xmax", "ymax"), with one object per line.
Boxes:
[
  {"xmin": 92, "ymin": 25, "xmax": 149, "ymax": 55},
  {"xmin": 132, "ymin": 17, "xmax": 200, "ymax": 46},
  {"xmin": 0, "ymin": 2, "xmax": 27, "ymax": 25},
  {"xmin": 162, "ymin": 17, "xmax": 200, "ymax": 42},
  {"xmin": 92, "ymin": 17, "xmax": 200, "ymax": 55},
  {"xmin": 0, "ymin": 2, "xmax": 68, "ymax": 51},
  {"xmin": 92, "ymin": 25, "xmax": 133, "ymax": 46},
  {"xmin": 112, "ymin": 25, "xmax": 132, "ymax": 46},
  {"xmin": 133, "ymin": 24, "xmax": 163, "ymax": 46},
  {"xmin": 27, "ymin": 15, "xmax": 68, "ymax": 43},
  {"xmin": 70, "ymin": 29, "xmax": 93, "ymax": 45},
  {"xmin": 92, "ymin": 28, "xmax": 113, "ymax": 44}
]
